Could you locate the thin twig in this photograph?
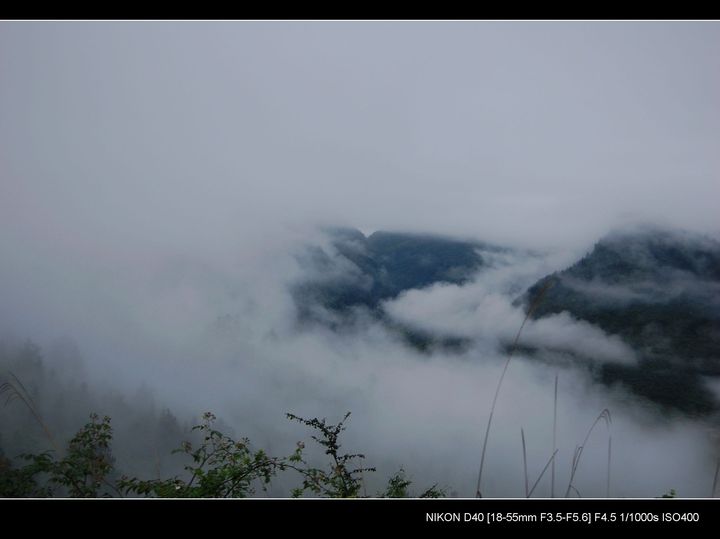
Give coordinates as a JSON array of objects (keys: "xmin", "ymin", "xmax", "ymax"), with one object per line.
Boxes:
[{"xmin": 1, "ymin": 372, "xmax": 59, "ymax": 452}]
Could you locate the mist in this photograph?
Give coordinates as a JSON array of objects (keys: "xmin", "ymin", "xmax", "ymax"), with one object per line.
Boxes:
[{"xmin": 1, "ymin": 21, "xmax": 719, "ymax": 497}]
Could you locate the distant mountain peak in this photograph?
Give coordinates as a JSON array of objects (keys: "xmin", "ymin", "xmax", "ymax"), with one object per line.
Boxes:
[{"xmin": 571, "ymin": 226, "xmax": 720, "ymax": 283}]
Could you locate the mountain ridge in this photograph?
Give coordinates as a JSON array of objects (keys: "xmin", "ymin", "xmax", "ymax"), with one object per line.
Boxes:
[{"xmin": 291, "ymin": 225, "xmax": 720, "ymax": 414}]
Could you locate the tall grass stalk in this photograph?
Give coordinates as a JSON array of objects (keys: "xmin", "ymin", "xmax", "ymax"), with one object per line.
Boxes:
[
  {"xmin": 551, "ymin": 374, "xmax": 558, "ymax": 498},
  {"xmin": 521, "ymin": 428, "xmax": 529, "ymax": 497},
  {"xmin": 528, "ymin": 449, "xmax": 558, "ymax": 498},
  {"xmin": 520, "ymin": 430, "xmax": 559, "ymax": 498},
  {"xmin": 475, "ymin": 279, "xmax": 553, "ymax": 498},
  {"xmin": 564, "ymin": 408, "xmax": 612, "ymax": 498},
  {"xmin": 606, "ymin": 432, "xmax": 612, "ymax": 498}
]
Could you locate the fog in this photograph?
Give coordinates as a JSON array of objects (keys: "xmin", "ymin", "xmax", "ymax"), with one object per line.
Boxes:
[
  {"xmin": 382, "ymin": 249, "xmax": 639, "ymax": 364},
  {"xmin": 1, "ymin": 21, "xmax": 719, "ymax": 497}
]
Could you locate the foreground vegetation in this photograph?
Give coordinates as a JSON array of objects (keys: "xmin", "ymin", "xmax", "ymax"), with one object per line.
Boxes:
[
  {"xmin": 0, "ymin": 410, "xmax": 445, "ymax": 498},
  {"xmin": 0, "ymin": 339, "xmax": 444, "ymax": 498}
]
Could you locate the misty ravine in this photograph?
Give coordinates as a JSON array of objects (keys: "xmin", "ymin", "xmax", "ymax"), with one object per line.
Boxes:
[{"xmin": 1, "ymin": 225, "xmax": 719, "ymax": 497}]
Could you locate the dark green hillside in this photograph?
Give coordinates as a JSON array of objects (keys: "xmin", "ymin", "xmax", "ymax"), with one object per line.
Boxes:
[
  {"xmin": 366, "ymin": 231, "xmax": 487, "ymax": 295},
  {"xmin": 524, "ymin": 228, "xmax": 720, "ymax": 414},
  {"xmin": 292, "ymin": 228, "xmax": 487, "ymax": 319}
]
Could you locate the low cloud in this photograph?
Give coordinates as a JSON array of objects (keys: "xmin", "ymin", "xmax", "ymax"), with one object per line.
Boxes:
[{"xmin": 383, "ymin": 250, "xmax": 638, "ymax": 364}]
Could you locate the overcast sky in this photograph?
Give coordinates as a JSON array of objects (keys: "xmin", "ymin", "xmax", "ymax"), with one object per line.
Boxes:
[{"xmin": 1, "ymin": 21, "xmax": 718, "ymax": 254}]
